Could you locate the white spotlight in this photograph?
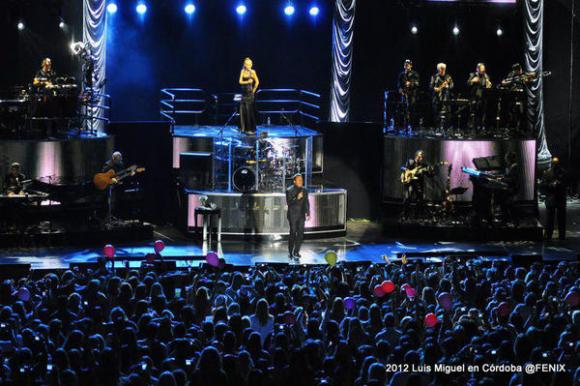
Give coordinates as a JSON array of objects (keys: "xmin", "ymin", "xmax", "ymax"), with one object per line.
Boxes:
[
  {"xmin": 17, "ymin": 21, "xmax": 25, "ymax": 31},
  {"xmin": 59, "ymin": 20, "xmax": 65, "ymax": 29},
  {"xmin": 452, "ymin": 25, "xmax": 460, "ymax": 36},
  {"xmin": 411, "ymin": 25, "xmax": 418, "ymax": 35},
  {"xmin": 496, "ymin": 27, "xmax": 503, "ymax": 36}
]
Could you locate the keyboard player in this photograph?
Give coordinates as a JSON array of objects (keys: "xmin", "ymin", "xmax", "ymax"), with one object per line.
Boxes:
[
  {"xmin": 466, "ymin": 152, "xmax": 519, "ymax": 226},
  {"xmin": 3, "ymin": 162, "xmax": 26, "ymax": 195}
]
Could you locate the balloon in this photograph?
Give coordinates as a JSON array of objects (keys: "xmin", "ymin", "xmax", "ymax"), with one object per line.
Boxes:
[
  {"xmin": 424, "ymin": 313, "xmax": 439, "ymax": 328},
  {"xmin": 103, "ymin": 244, "xmax": 115, "ymax": 259},
  {"xmin": 496, "ymin": 301, "xmax": 510, "ymax": 317},
  {"xmin": 206, "ymin": 252, "xmax": 219, "ymax": 267},
  {"xmin": 381, "ymin": 280, "xmax": 395, "ymax": 294},
  {"xmin": 324, "ymin": 251, "xmax": 338, "ymax": 266},
  {"xmin": 405, "ymin": 286, "xmax": 417, "ymax": 298},
  {"xmin": 373, "ymin": 284, "xmax": 386, "ymax": 298},
  {"xmin": 153, "ymin": 240, "xmax": 165, "ymax": 254},
  {"xmin": 564, "ymin": 291, "xmax": 579, "ymax": 307},
  {"xmin": 344, "ymin": 297, "xmax": 356, "ymax": 310},
  {"xmin": 17, "ymin": 287, "xmax": 30, "ymax": 302},
  {"xmin": 437, "ymin": 292, "xmax": 453, "ymax": 311}
]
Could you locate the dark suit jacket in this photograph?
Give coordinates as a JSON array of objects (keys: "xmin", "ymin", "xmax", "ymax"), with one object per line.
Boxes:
[{"xmin": 286, "ymin": 185, "xmax": 310, "ymax": 220}]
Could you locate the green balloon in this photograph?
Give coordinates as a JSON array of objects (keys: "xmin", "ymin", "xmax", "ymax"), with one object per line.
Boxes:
[{"xmin": 324, "ymin": 251, "xmax": 338, "ymax": 266}]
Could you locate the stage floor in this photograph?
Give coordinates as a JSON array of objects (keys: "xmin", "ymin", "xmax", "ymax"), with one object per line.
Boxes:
[{"xmin": 0, "ymin": 199, "xmax": 578, "ymax": 269}]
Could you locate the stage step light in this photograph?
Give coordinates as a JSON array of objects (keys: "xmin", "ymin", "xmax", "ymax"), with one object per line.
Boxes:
[
  {"xmin": 236, "ymin": 3, "xmax": 247, "ymax": 15},
  {"xmin": 309, "ymin": 5, "xmax": 319, "ymax": 16},
  {"xmin": 107, "ymin": 2, "xmax": 118, "ymax": 14},
  {"xmin": 136, "ymin": 2, "xmax": 147, "ymax": 15},
  {"xmin": 284, "ymin": 4, "xmax": 296, "ymax": 16}
]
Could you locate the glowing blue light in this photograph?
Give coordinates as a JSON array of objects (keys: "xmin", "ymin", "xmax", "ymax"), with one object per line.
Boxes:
[
  {"xmin": 184, "ymin": 3, "xmax": 196, "ymax": 14},
  {"xmin": 136, "ymin": 3, "xmax": 147, "ymax": 15},
  {"xmin": 236, "ymin": 4, "xmax": 247, "ymax": 15},
  {"xmin": 309, "ymin": 6, "xmax": 319, "ymax": 16},
  {"xmin": 107, "ymin": 3, "xmax": 118, "ymax": 14},
  {"xmin": 284, "ymin": 4, "xmax": 295, "ymax": 16}
]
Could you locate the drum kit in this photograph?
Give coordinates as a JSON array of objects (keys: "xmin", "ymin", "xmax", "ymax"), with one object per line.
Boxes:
[{"xmin": 231, "ymin": 140, "xmax": 304, "ymax": 193}]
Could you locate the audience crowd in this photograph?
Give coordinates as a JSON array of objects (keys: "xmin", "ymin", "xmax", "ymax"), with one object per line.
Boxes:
[{"xmin": 0, "ymin": 257, "xmax": 578, "ymax": 386}]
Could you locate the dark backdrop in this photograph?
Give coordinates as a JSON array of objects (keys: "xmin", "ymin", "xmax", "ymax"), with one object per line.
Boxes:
[
  {"xmin": 106, "ymin": 0, "xmax": 332, "ymax": 121},
  {"xmin": 0, "ymin": 0, "xmax": 82, "ymax": 89},
  {"xmin": 544, "ymin": 0, "xmax": 580, "ymax": 180},
  {"xmin": 350, "ymin": 1, "xmax": 523, "ymax": 122}
]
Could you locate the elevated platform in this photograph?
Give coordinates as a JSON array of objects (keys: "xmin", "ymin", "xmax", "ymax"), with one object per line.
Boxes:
[
  {"xmin": 383, "ymin": 134, "xmax": 537, "ymax": 202},
  {"xmin": 183, "ymin": 188, "xmax": 347, "ymax": 238},
  {"xmin": 172, "ymin": 124, "xmax": 323, "ymax": 173}
]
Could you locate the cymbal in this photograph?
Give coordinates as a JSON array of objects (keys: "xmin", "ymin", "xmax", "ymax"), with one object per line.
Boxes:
[{"xmin": 450, "ymin": 187, "xmax": 469, "ymax": 195}]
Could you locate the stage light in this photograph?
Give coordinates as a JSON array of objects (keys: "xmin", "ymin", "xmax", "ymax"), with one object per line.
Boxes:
[
  {"xmin": 452, "ymin": 25, "xmax": 460, "ymax": 36},
  {"xmin": 284, "ymin": 4, "xmax": 295, "ymax": 16},
  {"xmin": 236, "ymin": 3, "xmax": 247, "ymax": 15},
  {"xmin": 184, "ymin": 3, "xmax": 196, "ymax": 14},
  {"xmin": 136, "ymin": 3, "xmax": 147, "ymax": 15},
  {"xmin": 411, "ymin": 25, "xmax": 418, "ymax": 34},
  {"xmin": 17, "ymin": 21, "xmax": 25, "ymax": 31},
  {"xmin": 107, "ymin": 3, "xmax": 118, "ymax": 14},
  {"xmin": 309, "ymin": 6, "xmax": 319, "ymax": 16},
  {"xmin": 59, "ymin": 19, "xmax": 65, "ymax": 29},
  {"xmin": 496, "ymin": 27, "xmax": 503, "ymax": 36}
]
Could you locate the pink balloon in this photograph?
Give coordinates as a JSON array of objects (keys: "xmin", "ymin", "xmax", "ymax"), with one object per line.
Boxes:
[
  {"xmin": 374, "ymin": 284, "xmax": 386, "ymax": 298},
  {"xmin": 153, "ymin": 240, "xmax": 165, "ymax": 254},
  {"xmin": 437, "ymin": 292, "xmax": 453, "ymax": 311},
  {"xmin": 344, "ymin": 297, "xmax": 356, "ymax": 310},
  {"xmin": 381, "ymin": 280, "xmax": 395, "ymax": 294},
  {"xmin": 424, "ymin": 313, "xmax": 438, "ymax": 328},
  {"xmin": 404, "ymin": 286, "xmax": 417, "ymax": 298},
  {"xmin": 103, "ymin": 244, "xmax": 115, "ymax": 259},
  {"xmin": 564, "ymin": 291, "xmax": 579, "ymax": 307},
  {"xmin": 206, "ymin": 252, "xmax": 219, "ymax": 267}
]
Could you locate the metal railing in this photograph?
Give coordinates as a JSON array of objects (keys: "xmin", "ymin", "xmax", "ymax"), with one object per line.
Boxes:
[
  {"xmin": 80, "ymin": 90, "xmax": 112, "ymax": 135},
  {"xmin": 160, "ymin": 87, "xmax": 321, "ymax": 128}
]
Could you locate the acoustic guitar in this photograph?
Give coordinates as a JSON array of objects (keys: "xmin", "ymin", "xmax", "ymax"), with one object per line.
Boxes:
[{"xmin": 93, "ymin": 165, "xmax": 145, "ymax": 191}]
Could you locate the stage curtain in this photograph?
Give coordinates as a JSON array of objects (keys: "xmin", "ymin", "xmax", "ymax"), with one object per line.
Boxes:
[
  {"xmin": 524, "ymin": 0, "xmax": 551, "ymax": 164},
  {"xmin": 329, "ymin": 0, "xmax": 356, "ymax": 122},
  {"xmin": 83, "ymin": 0, "xmax": 107, "ymax": 133}
]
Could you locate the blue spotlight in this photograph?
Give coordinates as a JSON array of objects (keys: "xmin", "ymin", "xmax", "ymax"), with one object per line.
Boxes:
[
  {"xmin": 136, "ymin": 3, "xmax": 147, "ymax": 15},
  {"xmin": 309, "ymin": 6, "xmax": 319, "ymax": 16},
  {"xmin": 284, "ymin": 4, "xmax": 295, "ymax": 16},
  {"xmin": 107, "ymin": 2, "xmax": 118, "ymax": 14},
  {"xmin": 184, "ymin": 3, "xmax": 196, "ymax": 14},
  {"xmin": 236, "ymin": 3, "xmax": 247, "ymax": 15}
]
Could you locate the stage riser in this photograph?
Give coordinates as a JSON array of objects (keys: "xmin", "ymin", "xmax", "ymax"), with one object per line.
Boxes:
[
  {"xmin": 383, "ymin": 136, "xmax": 537, "ymax": 202},
  {"xmin": 184, "ymin": 190, "xmax": 347, "ymax": 237},
  {"xmin": 0, "ymin": 137, "xmax": 114, "ymax": 180}
]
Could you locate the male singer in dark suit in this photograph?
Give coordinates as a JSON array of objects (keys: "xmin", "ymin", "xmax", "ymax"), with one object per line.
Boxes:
[
  {"xmin": 286, "ymin": 174, "xmax": 310, "ymax": 260},
  {"xmin": 540, "ymin": 156, "xmax": 568, "ymax": 241}
]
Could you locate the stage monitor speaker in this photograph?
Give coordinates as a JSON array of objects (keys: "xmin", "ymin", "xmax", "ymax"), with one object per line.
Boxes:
[
  {"xmin": 511, "ymin": 254, "xmax": 543, "ymax": 266},
  {"xmin": 179, "ymin": 152, "xmax": 213, "ymax": 190}
]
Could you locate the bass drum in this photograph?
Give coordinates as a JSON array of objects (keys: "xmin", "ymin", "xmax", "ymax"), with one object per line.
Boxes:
[{"xmin": 233, "ymin": 167, "xmax": 256, "ymax": 192}]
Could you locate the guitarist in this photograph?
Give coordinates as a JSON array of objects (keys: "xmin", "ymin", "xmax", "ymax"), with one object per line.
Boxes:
[
  {"xmin": 102, "ymin": 151, "xmax": 134, "ymax": 220},
  {"xmin": 401, "ymin": 150, "xmax": 435, "ymax": 220},
  {"xmin": 397, "ymin": 59, "xmax": 420, "ymax": 129},
  {"xmin": 430, "ymin": 63, "xmax": 454, "ymax": 129}
]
